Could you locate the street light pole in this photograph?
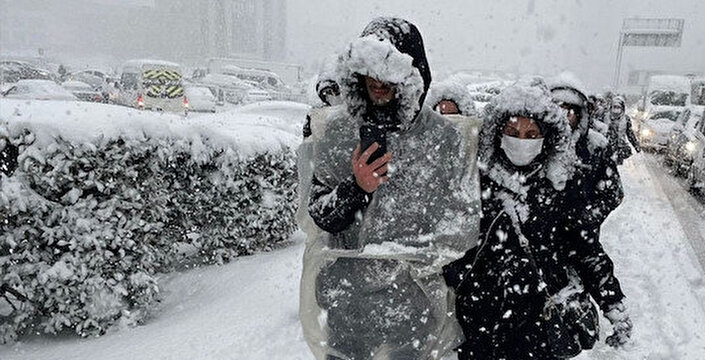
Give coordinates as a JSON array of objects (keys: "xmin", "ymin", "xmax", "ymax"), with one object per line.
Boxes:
[{"xmin": 613, "ymin": 31, "xmax": 625, "ymax": 89}]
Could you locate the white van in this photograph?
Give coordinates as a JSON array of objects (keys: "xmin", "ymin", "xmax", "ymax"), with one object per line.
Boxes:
[{"xmin": 117, "ymin": 59, "xmax": 188, "ymax": 114}]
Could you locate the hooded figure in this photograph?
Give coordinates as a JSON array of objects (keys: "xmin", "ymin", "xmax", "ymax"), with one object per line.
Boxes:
[
  {"xmin": 426, "ymin": 80, "xmax": 477, "ymax": 117},
  {"xmin": 607, "ymin": 96, "xmax": 641, "ymax": 164},
  {"xmin": 550, "ymin": 78, "xmax": 632, "ymax": 350},
  {"xmin": 441, "ymin": 83, "xmax": 599, "ymax": 359},
  {"xmin": 549, "ymin": 74, "xmax": 624, "ymax": 226},
  {"xmin": 300, "ymin": 17, "xmax": 480, "ymax": 360},
  {"xmin": 296, "ymin": 58, "xmax": 343, "ymax": 238},
  {"xmin": 445, "ymin": 82, "xmax": 631, "ymax": 359}
]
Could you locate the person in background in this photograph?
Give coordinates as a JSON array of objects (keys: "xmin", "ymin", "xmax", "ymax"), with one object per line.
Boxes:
[
  {"xmin": 550, "ymin": 75, "xmax": 632, "ymax": 350},
  {"xmin": 426, "ymin": 80, "xmax": 477, "ymax": 116},
  {"xmin": 295, "ymin": 61, "xmax": 342, "ymax": 237},
  {"xmin": 607, "ymin": 96, "xmax": 641, "ymax": 165}
]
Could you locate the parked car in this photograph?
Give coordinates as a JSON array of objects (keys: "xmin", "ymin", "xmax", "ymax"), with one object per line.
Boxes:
[
  {"xmin": 2, "ymin": 79, "xmax": 77, "ymax": 101},
  {"xmin": 0, "ymin": 60, "xmax": 56, "ymax": 84},
  {"xmin": 687, "ymin": 109, "xmax": 705, "ymax": 195},
  {"xmin": 636, "ymin": 75, "xmax": 691, "ymax": 133},
  {"xmin": 195, "ymin": 73, "xmax": 252, "ymax": 104},
  {"xmin": 61, "ymin": 80, "xmax": 104, "ymax": 102},
  {"xmin": 664, "ymin": 105, "xmax": 704, "ymax": 174},
  {"xmin": 195, "ymin": 73, "xmax": 272, "ymax": 104},
  {"xmin": 638, "ymin": 107, "xmax": 683, "ymax": 151},
  {"xmin": 184, "ymin": 85, "xmax": 216, "ymax": 113},
  {"xmin": 220, "ymin": 65, "xmax": 290, "ymax": 101},
  {"xmin": 244, "ymin": 87, "xmax": 273, "ymax": 103}
]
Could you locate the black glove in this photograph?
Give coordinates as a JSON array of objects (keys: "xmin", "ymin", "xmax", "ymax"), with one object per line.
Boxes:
[{"xmin": 604, "ymin": 302, "xmax": 632, "ymax": 347}]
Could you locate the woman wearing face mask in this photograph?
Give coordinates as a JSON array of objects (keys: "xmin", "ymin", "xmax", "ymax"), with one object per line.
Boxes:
[{"xmin": 444, "ymin": 83, "xmax": 628, "ymax": 359}]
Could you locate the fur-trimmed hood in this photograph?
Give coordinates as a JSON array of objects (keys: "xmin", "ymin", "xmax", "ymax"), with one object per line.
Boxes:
[
  {"xmin": 479, "ymin": 82, "xmax": 575, "ymax": 194},
  {"xmin": 548, "ymin": 74, "xmax": 590, "ymax": 137},
  {"xmin": 548, "ymin": 73, "xmax": 609, "ymax": 156},
  {"xmin": 336, "ymin": 17, "xmax": 431, "ymax": 132},
  {"xmin": 426, "ymin": 80, "xmax": 477, "ymax": 116}
]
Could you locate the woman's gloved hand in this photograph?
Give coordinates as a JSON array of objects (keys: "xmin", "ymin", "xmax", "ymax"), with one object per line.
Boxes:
[{"xmin": 604, "ymin": 302, "xmax": 632, "ymax": 347}]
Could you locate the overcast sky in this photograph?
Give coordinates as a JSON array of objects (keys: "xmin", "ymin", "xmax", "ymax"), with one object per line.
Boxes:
[
  {"xmin": 2, "ymin": 0, "xmax": 704, "ymax": 92},
  {"xmin": 286, "ymin": 0, "xmax": 705, "ymax": 91}
]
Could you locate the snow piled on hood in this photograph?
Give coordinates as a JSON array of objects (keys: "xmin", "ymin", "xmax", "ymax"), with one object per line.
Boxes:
[
  {"xmin": 479, "ymin": 82, "xmax": 575, "ymax": 193},
  {"xmin": 336, "ymin": 36, "xmax": 424, "ymax": 131},
  {"xmin": 426, "ymin": 79, "xmax": 477, "ymax": 116}
]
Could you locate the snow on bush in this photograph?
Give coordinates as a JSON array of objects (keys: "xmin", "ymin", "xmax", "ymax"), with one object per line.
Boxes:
[{"xmin": 0, "ymin": 100, "xmax": 300, "ymax": 343}]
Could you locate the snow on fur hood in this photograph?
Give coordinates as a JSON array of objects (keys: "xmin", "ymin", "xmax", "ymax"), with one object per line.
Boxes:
[
  {"xmin": 479, "ymin": 81, "xmax": 575, "ymax": 194},
  {"xmin": 336, "ymin": 17, "xmax": 431, "ymax": 132},
  {"xmin": 426, "ymin": 80, "xmax": 477, "ymax": 116}
]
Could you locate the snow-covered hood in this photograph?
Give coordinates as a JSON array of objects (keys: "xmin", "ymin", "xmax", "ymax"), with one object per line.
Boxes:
[
  {"xmin": 336, "ymin": 17, "xmax": 431, "ymax": 132},
  {"xmin": 479, "ymin": 82, "xmax": 574, "ymax": 193},
  {"xmin": 426, "ymin": 80, "xmax": 477, "ymax": 116},
  {"xmin": 548, "ymin": 73, "xmax": 591, "ymax": 146}
]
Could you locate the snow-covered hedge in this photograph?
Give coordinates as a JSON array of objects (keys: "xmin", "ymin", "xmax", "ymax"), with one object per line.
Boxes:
[{"xmin": 0, "ymin": 100, "xmax": 301, "ymax": 343}]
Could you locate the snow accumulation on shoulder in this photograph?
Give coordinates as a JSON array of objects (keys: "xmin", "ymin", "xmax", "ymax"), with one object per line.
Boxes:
[{"xmin": 0, "ymin": 99, "xmax": 302, "ymax": 158}]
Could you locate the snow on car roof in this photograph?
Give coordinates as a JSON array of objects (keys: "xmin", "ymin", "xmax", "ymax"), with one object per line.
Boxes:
[
  {"xmin": 61, "ymin": 80, "xmax": 94, "ymax": 90},
  {"xmin": 648, "ymin": 75, "xmax": 691, "ymax": 93},
  {"xmin": 122, "ymin": 59, "xmax": 182, "ymax": 72}
]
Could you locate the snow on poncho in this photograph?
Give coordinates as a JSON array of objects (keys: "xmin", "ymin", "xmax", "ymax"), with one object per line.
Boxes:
[
  {"xmin": 426, "ymin": 79, "xmax": 478, "ymax": 116},
  {"xmin": 300, "ymin": 17, "xmax": 479, "ymax": 360}
]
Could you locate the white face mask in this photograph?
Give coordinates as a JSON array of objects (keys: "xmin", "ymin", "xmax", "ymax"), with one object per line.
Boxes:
[{"xmin": 501, "ymin": 135, "xmax": 544, "ymax": 166}]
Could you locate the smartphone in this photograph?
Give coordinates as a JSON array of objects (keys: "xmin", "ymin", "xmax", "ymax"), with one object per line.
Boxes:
[{"xmin": 359, "ymin": 125, "xmax": 387, "ymax": 164}]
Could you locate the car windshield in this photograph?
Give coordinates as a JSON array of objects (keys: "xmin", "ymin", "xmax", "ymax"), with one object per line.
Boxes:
[
  {"xmin": 650, "ymin": 110, "xmax": 682, "ymax": 121},
  {"xmin": 649, "ymin": 90, "xmax": 689, "ymax": 106}
]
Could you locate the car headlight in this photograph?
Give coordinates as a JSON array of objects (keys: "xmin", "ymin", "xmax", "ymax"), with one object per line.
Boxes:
[
  {"xmin": 640, "ymin": 128, "xmax": 653, "ymax": 138},
  {"xmin": 685, "ymin": 141, "xmax": 697, "ymax": 153}
]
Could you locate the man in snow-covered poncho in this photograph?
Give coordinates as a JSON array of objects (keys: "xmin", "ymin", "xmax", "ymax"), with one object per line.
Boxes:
[
  {"xmin": 426, "ymin": 80, "xmax": 477, "ymax": 117},
  {"xmin": 443, "ymin": 80, "xmax": 630, "ymax": 359},
  {"xmin": 299, "ymin": 17, "xmax": 480, "ymax": 360}
]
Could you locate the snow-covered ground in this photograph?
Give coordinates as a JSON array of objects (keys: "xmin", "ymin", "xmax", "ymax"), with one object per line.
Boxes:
[{"xmin": 1, "ymin": 152, "xmax": 705, "ymax": 359}]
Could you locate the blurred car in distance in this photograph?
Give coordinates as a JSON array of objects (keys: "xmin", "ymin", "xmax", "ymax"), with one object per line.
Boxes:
[
  {"xmin": 184, "ymin": 85, "xmax": 216, "ymax": 113},
  {"xmin": 0, "ymin": 60, "xmax": 56, "ymax": 84},
  {"xmin": 639, "ymin": 107, "xmax": 683, "ymax": 151},
  {"xmin": 664, "ymin": 106, "xmax": 704, "ymax": 174},
  {"xmin": 62, "ymin": 80, "xmax": 104, "ymax": 102},
  {"xmin": 686, "ymin": 108, "xmax": 705, "ymax": 195},
  {"xmin": 2, "ymin": 79, "xmax": 77, "ymax": 101}
]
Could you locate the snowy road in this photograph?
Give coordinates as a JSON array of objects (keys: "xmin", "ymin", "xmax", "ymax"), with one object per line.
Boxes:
[
  {"xmin": 2, "ymin": 153, "xmax": 705, "ymax": 360},
  {"xmin": 641, "ymin": 153, "xmax": 705, "ymax": 271}
]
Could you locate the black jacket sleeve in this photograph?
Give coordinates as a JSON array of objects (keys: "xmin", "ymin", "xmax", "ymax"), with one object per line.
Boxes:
[
  {"xmin": 308, "ymin": 175, "xmax": 372, "ymax": 233},
  {"xmin": 582, "ymin": 153, "xmax": 624, "ymax": 226},
  {"xmin": 625, "ymin": 116, "xmax": 641, "ymax": 152},
  {"xmin": 567, "ymin": 226, "xmax": 625, "ymax": 312}
]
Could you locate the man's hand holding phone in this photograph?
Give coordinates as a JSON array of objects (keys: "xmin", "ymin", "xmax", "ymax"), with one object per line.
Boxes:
[{"xmin": 352, "ymin": 143, "xmax": 391, "ymax": 193}]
